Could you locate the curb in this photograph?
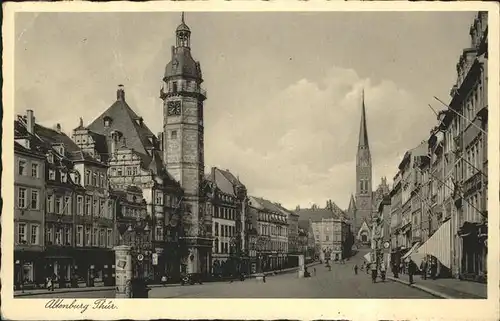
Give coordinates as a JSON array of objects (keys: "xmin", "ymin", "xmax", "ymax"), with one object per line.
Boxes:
[
  {"xmin": 387, "ymin": 276, "xmax": 453, "ymax": 299},
  {"xmin": 15, "ymin": 286, "xmax": 115, "ymax": 298}
]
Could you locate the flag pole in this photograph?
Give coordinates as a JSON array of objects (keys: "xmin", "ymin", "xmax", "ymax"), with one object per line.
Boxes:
[{"xmin": 433, "ymin": 96, "xmax": 487, "ymax": 136}]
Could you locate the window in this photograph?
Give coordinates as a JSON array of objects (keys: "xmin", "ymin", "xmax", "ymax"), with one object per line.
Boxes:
[
  {"xmin": 214, "ymin": 238, "xmax": 219, "ymax": 253},
  {"xmin": 93, "ymin": 198, "xmax": 99, "ymax": 216},
  {"xmin": 155, "ymin": 226, "xmax": 163, "ymax": 241},
  {"xmin": 61, "ymin": 172, "xmax": 67, "ymax": 183},
  {"xmin": 46, "ymin": 226, "xmax": 52, "ymax": 244},
  {"xmin": 117, "ymin": 168, "xmax": 123, "ymax": 176},
  {"xmin": 214, "ymin": 222, "xmax": 219, "ymax": 236},
  {"xmin": 18, "ymin": 159, "xmax": 27, "ymax": 176},
  {"xmin": 47, "ymin": 195, "xmax": 54, "ymax": 213},
  {"xmin": 108, "ymin": 200, "xmax": 114, "ymax": 219},
  {"xmin": 99, "ymin": 229, "xmax": 105, "ymax": 247},
  {"xmin": 18, "ymin": 187, "xmax": 27, "ymax": 209},
  {"xmin": 76, "ymin": 225, "xmax": 83, "ymax": 246},
  {"xmin": 74, "ymin": 173, "xmax": 81, "ymax": 185},
  {"xmin": 47, "ymin": 154, "xmax": 54, "ymax": 163},
  {"xmin": 100, "ymin": 199, "xmax": 106, "ymax": 217},
  {"xmin": 64, "ymin": 196, "xmax": 71, "ymax": 215},
  {"xmin": 93, "ymin": 228, "xmax": 99, "ymax": 246},
  {"xmin": 85, "ymin": 226, "xmax": 91, "ymax": 246},
  {"xmin": 31, "ymin": 163, "xmax": 39, "ymax": 178},
  {"xmin": 126, "ymin": 167, "xmax": 132, "ymax": 176},
  {"xmin": 85, "ymin": 196, "xmax": 92, "ymax": 215},
  {"xmin": 55, "ymin": 227, "xmax": 63, "ymax": 245},
  {"xmin": 92, "ymin": 172, "xmax": 97, "ymax": 186},
  {"xmin": 55, "ymin": 196, "xmax": 62, "ymax": 214},
  {"xmin": 49, "ymin": 169, "xmax": 56, "ymax": 180},
  {"xmin": 155, "ymin": 191, "xmax": 162, "ymax": 205},
  {"xmin": 172, "ymin": 81, "xmax": 178, "ymax": 93},
  {"xmin": 18, "ymin": 223, "xmax": 27, "ymax": 244},
  {"xmin": 77, "ymin": 196, "xmax": 83, "ymax": 215},
  {"xmin": 132, "ymin": 167, "xmax": 138, "ymax": 176},
  {"xmin": 31, "ymin": 190, "xmax": 39, "ymax": 210},
  {"xmin": 64, "ymin": 227, "xmax": 71, "ymax": 245},
  {"xmin": 171, "ymin": 130, "xmax": 177, "ymax": 139},
  {"xmin": 107, "ymin": 229, "xmax": 113, "ymax": 248},
  {"xmin": 100, "ymin": 174, "xmax": 105, "ymax": 187},
  {"xmin": 85, "ymin": 170, "xmax": 90, "ymax": 185}
]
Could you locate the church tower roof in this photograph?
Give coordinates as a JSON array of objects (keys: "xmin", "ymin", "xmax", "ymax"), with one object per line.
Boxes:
[
  {"xmin": 358, "ymin": 89, "xmax": 370, "ymax": 149},
  {"xmin": 348, "ymin": 194, "xmax": 356, "ymax": 211},
  {"xmin": 164, "ymin": 12, "xmax": 203, "ymax": 82}
]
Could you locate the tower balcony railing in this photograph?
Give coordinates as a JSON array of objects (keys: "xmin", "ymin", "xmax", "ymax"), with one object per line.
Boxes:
[{"xmin": 160, "ymin": 85, "xmax": 207, "ymax": 100}]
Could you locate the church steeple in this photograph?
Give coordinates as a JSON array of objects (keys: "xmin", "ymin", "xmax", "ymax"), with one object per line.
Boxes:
[{"xmin": 358, "ymin": 88, "xmax": 370, "ymax": 150}]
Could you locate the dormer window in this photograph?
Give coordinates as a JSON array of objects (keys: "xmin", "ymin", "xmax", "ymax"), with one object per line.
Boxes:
[
  {"xmin": 104, "ymin": 116, "xmax": 113, "ymax": 128},
  {"xmin": 135, "ymin": 117, "xmax": 144, "ymax": 127},
  {"xmin": 47, "ymin": 154, "xmax": 54, "ymax": 163}
]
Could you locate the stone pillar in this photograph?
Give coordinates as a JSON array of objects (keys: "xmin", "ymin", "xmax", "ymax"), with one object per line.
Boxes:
[
  {"xmin": 114, "ymin": 245, "xmax": 132, "ymax": 299},
  {"xmin": 298, "ymin": 254, "xmax": 305, "ymax": 278}
]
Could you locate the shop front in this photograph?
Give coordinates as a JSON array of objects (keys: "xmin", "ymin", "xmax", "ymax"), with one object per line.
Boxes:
[
  {"xmin": 458, "ymin": 221, "xmax": 487, "ymax": 283},
  {"xmin": 14, "ymin": 250, "xmax": 45, "ymax": 289}
]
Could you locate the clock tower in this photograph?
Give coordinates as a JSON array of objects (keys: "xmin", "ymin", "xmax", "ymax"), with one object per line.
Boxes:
[
  {"xmin": 355, "ymin": 89, "xmax": 373, "ymax": 237},
  {"xmin": 161, "ymin": 13, "xmax": 211, "ymax": 275}
]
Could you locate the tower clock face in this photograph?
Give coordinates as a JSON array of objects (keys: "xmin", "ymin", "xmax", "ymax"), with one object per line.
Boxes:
[{"xmin": 167, "ymin": 101, "xmax": 182, "ymax": 116}]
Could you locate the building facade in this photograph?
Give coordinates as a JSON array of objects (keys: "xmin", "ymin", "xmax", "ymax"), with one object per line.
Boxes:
[
  {"xmin": 248, "ymin": 197, "xmax": 288, "ymax": 271},
  {"xmin": 206, "ymin": 167, "xmax": 248, "ymax": 276},
  {"xmin": 14, "ymin": 112, "xmax": 46, "ymax": 287},
  {"xmin": 386, "ymin": 11, "xmax": 488, "ymax": 283}
]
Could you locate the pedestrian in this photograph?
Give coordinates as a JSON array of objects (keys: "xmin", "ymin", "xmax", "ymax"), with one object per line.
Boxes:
[
  {"xmin": 421, "ymin": 259, "xmax": 427, "ymax": 280},
  {"xmin": 408, "ymin": 259, "xmax": 416, "ymax": 284},
  {"xmin": 371, "ymin": 263, "xmax": 377, "ymax": 283},
  {"xmin": 313, "ymin": 267, "xmax": 316, "ymax": 276},
  {"xmin": 161, "ymin": 275, "xmax": 168, "ymax": 286},
  {"xmin": 380, "ymin": 263, "xmax": 386, "ymax": 282},
  {"xmin": 354, "ymin": 264, "xmax": 358, "ymax": 275}
]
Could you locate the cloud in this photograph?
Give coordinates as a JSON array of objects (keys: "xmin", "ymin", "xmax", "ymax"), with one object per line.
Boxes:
[{"xmin": 206, "ymin": 66, "xmax": 436, "ymax": 209}]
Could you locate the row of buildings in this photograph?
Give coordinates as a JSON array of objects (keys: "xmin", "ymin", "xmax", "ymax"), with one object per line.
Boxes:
[
  {"xmin": 373, "ymin": 11, "xmax": 488, "ymax": 283},
  {"xmin": 14, "ymin": 13, "xmax": 356, "ymax": 287}
]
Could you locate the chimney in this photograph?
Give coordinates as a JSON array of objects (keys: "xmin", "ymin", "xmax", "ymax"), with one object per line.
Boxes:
[
  {"xmin": 211, "ymin": 167, "xmax": 216, "ymax": 182},
  {"xmin": 26, "ymin": 109, "xmax": 35, "ymax": 134},
  {"xmin": 56, "ymin": 123, "xmax": 61, "ymax": 133},
  {"xmin": 117, "ymin": 84, "xmax": 125, "ymax": 101}
]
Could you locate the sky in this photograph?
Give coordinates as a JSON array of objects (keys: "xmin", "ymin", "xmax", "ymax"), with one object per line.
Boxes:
[{"xmin": 15, "ymin": 11, "xmax": 476, "ymax": 210}]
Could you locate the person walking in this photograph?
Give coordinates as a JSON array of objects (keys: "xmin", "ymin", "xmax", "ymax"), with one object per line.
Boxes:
[
  {"xmin": 380, "ymin": 263, "xmax": 386, "ymax": 282},
  {"xmin": 421, "ymin": 259, "xmax": 428, "ymax": 280},
  {"xmin": 371, "ymin": 263, "xmax": 377, "ymax": 283},
  {"xmin": 354, "ymin": 264, "xmax": 358, "ymax": 275},
  {"xmin": 313, "ymin": 267, "xmax": 316, "ymax": 276},
  {"xmin": 408, "ymin": 259, "xmax": 416, "ymax": 284}
]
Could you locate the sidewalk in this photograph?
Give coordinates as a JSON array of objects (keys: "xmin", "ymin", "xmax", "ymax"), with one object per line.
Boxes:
[
  {"xmin": 388, "ymin": 274, "xmax": 487, "ymax": 299},
  {"xmin": 15, "ymin": 262, "xmax": 322, "ymax": 297}
]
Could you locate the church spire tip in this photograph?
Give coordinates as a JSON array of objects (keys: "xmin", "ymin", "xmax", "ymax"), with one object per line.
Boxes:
[{"xmin": 181, "ymin": 12, "xmax": 185, "ymax": 24}]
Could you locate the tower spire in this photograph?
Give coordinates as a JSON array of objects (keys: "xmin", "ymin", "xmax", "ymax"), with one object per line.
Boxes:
[
  {"xmin": 181, "ymin": 11, "xmax": 185, "ymax": 24},
  {"xmin": 358, "ymin": 88, "xmax": 369, "ymax": 149}
]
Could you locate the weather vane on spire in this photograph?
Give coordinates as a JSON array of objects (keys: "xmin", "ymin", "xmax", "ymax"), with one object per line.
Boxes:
[{"xmin": 181, "ymin": 12, "xmax": 185, "ymax": 24}]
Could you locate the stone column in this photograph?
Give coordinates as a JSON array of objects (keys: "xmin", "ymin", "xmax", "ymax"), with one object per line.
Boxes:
[
  {"xmin": 114, "ymin": 245, "xmax": 132, "ymax": 299},
  {"xmin": 298, "ymin": 254, "xmax": 305, "ymax": 278}
]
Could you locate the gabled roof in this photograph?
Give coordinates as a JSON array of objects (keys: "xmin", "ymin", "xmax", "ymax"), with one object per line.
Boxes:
[
  {"xmin": 296, "ymin": 207, "xmax": 336, "ymax": 222},
  {"xmin": 87, "ymin": 88, "xmax": 156, "ymax": 158}
]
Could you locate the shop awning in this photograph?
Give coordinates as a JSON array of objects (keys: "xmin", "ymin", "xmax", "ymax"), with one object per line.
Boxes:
[
  {"xmin": 401, "ymin": 242, "xmax": 420, "ymax": 261},
  {"xmin": 412, "ymin": 219, "xmax": 451, "ymax": 268}
]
